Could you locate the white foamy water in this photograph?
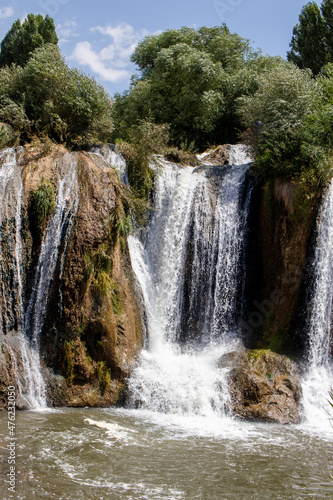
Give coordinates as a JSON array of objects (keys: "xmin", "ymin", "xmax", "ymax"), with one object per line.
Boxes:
[
  {"xmin": 197, "ymin": 144, "xmax": 252, "ymax": 166},
  {"xmin": 90, "ymin": 145, "xmax": 128, "ymax": 183},
  {"xmin": 301, "ymin": 180, "xmax": 333, "ymax": 431},
  {"xmin": 128, "ymin": 148, "xmax": 253, "ymax": 425},
  {"xmin": 1, "ymin": 406, "xmax": 331, "ymax": 499}
]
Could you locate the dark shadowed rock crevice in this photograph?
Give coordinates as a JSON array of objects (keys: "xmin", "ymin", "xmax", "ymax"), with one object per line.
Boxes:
[{"xmin": 242, "ymin": 176, "xmax": 319, "ymax": 355}]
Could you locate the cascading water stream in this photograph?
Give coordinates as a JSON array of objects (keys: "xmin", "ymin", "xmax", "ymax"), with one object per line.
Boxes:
[
  {"xmin": 0, "ymin": 148, "xmax": 45, "ymax": 408},
  {"xmin": 90, "ymin": 145, "xmax": 128, "ymax": 184},
  {"xmin": 25, "ymin": 154, "xmax": 79, "ymax": 350},
  {"xmin": 0, "ymin": 148, "xmax": 24, "ymax": 334},
  {"xmin": 0, "ymin": 149, "xmax": 79, "ymax": 409},
  {"xmin": 127, "ymin": 147, "xmax": 253, "ymax": 421},
  {"xmin": 302, "ymin": 180, "xmax": 333, "ymax": 429}
]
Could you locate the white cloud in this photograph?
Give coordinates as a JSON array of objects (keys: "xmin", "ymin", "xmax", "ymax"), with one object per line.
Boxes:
[
  {"xmin": 71, "ymin": 41, "xmax": 129, "ymax": 82},
  {"xmin": 57, "ymin": 20, "xmax": 79, "ymax": 43},
  {"xmin": 0, "ymin": 7, "xmax": 14, "ymax": 19},
  {"xmin": 71, "ymin": 23, "xmax": 148, "ymax": 83}
]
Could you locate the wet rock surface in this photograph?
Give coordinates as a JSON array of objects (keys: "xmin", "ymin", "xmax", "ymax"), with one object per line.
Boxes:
[
  {"xmin": 220, "ymin": 349, "xmax": 302, "ymax": 424},
  {"xmin": 0, "ymin": 144, "xmax": 143, "ymax": 409}
]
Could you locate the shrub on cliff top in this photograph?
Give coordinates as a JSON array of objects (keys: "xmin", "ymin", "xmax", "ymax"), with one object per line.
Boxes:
[
  {"xmin": 0, "ymin": 32, "xmax": 113, "ymax": 146},
  {"xmin": 237, "ymin": 60, "xmax": 333, "ymax": 195}
]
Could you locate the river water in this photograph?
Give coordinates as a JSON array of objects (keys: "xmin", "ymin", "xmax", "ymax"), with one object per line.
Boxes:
[{"xmin": 0, "ymin": 406, "xmax": 332, "ymax": 499}]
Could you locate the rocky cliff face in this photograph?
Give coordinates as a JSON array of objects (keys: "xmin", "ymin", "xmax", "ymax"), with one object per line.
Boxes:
[
  {"xmin": 0, "ymin": 144, "xmax": 143, "ymax": 409},
  {"xmin": 243, "ymin": 177, "xmax": 318, "ymax": 355},
  {"xmin": 0, "ymin": 143, "xmax": 326, "ymax": 419}
]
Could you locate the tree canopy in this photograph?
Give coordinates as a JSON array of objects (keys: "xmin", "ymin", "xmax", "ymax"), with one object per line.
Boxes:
[
  {"xmin": 113, "ymin": 25, "xmax": 278, "ymax": 149},
  {"xmin": 0, "ymin": 44, "xmax": 113, "ymax": 147},
  {"xmin": 287, "ymin": 0, "xmax": 333, "ymax": 74},
  {"xmin": 0, "ymin": 14, "xmax": 58, "ymax": 68}
]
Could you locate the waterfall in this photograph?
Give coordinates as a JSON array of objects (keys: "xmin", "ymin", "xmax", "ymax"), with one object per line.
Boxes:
[
  {"xmin": 25, "ymin": 154, "xmax": 79, "ymax": 350},
  {"xmin": 0, "ymin": 148, "xmax": 24, "ymax": 334},
  {"xmin": 90, "ymin": 145, "xmax": 128, "ymax": 184},
  {"xmin": 0, "ymin": 149, "xmax": 79, "ymax": 409},
  {"xmin": 302, "ymin": 180, "xmax": 333, "ymax": 429},
  {"xmin": 127, "ymin": 147, "xmax": 252, "ymax": 418},
  {"xmin": 0, "ymin": 148, "xmax": 45, "ymax": 408}
]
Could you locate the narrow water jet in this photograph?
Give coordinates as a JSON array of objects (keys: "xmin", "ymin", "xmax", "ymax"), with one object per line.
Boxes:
[{"xmin": 302, "ymin": 180, "xmax": 333, "ymax": 429}]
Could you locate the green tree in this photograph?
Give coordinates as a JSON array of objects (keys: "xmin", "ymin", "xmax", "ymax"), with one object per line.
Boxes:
[
  {"xmin": 0, "ymin": 44, "xmax": 113, "ymax": 145},
  {"xmin": 113, "ymin": 25, "xmax": 270, "ymax": 148},
  {"xmin": 287, "ymin": 2, "xmax": 330, "ymax": 75},
  {"xmin": 0, "ymin": 14, "xmax": 58, "ymax": 68},
  {"xmin": 321, "ymin": 0, "xmax": 333, "ymax": 58},
  {"xmin": 237, "ymin": 61, "xmax": 321, "ymax": 177}
]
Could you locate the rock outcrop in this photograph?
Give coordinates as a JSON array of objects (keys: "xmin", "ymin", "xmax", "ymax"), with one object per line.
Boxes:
[
  {"xmin": 220, "ymin": 349, "xmax": 302, "ymax": 424},
  {"xmin": 0, "ymin": 143, "xmax": 144, "ymax": 409},
  {"xmin": 243, "ymin": 177, "xmax": 319, "ymax": 353}
]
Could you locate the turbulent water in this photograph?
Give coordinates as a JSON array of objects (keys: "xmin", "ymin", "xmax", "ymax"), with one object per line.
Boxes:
[
  {"xmin": 1, "ymin": 145, "xmax": 333, "ymax": 499},
  {"xmin": 0, "ymin": 407, "xmax": 332, "ymax": 500},
  {"xmin": 0, "ymin": 149, "xmax": 79, "ymax": 409},
  {"xmin": 127, "ymin": 146, "xmax": 253, "ymax": 418}
]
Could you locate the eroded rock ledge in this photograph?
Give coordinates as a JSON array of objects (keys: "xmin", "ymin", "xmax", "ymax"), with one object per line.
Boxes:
[{"xmin": 219, "ymin": 349, "xmax": 302, "ymax": 424}]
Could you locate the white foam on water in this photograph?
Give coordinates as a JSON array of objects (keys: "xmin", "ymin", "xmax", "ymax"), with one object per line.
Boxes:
[
  {"xmin": 127, "ymin": 147, "xmax": 254, "ymax": 433},
  {"xmin": 84, "ymin": 418, "xmax": 137, "ymax": 442}
]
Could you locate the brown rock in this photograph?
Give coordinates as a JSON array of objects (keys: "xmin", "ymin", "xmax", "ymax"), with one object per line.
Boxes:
[
  {"xmin": 0, "ymin": 144, "xmax": 144, "ymax": 410},
  {"xmin": 225, "ymin": 349, "xmax": 302, "ymax": 424},
  {"xmin": 201, "ymin": 145, "xmax": 229, "ymax": 165}
]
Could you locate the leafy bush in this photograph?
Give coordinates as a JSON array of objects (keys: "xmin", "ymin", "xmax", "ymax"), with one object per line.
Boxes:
[
  {"xmin": 237, "ymin": 62, "xmax": 322, "ymax": 177},
  {"xmin": 0, "ymin": 44, "xmax": 113, "ymax": 146},
  {"xmin": 31, "ymin": 180, "xmax": 55, "ymax": 233},
  {"xmin": 118, "ymin": 119, "xmax": 169, "ymax": 197}
]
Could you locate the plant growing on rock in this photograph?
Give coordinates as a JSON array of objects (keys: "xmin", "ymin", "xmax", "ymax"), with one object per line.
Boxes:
[
  {"xmin": 31, "ymin": 180, "xmax": 55, "ymax": 233},
  {"xmin": 96, "ymin": 361, "xmax": 111, "ymax": 395},
  {"xmin": 118, "ymin": 119, "xmax": 169, "ymax": 198}
]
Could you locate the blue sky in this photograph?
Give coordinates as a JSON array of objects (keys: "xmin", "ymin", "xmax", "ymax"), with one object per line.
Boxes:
[{"xmin": 0, "ymin": 0, "xmax": 320, "ymax": 96}]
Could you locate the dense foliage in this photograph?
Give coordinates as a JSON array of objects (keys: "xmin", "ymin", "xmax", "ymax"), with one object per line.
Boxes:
[
  {"xmin": 0, "ymin": 10, "xmax": 333, "ymax": 205},
  {"xmin": 287, "ymin": 0, "xmax": 333, "ymax": 74},
  {"xmin": 0, "ymin": 14, "xmax": 58, "ymax": 68},
  {"xmin": 0, "ymin": 43, "xmax": 113, "ymax": 147},
  {"xmin": 238, "ymin": 58, "xmax": 333, "ymax": 213},
  {"xmin": 118, "ymin": 119, "xmax": 170, "ymax": 197},
  {"xmin": 113, "ymin": 26, "xmax": 279, "ymax": 149}
]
